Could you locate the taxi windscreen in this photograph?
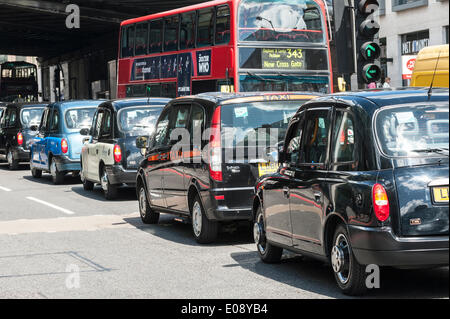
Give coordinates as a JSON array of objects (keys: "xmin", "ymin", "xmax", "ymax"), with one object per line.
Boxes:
[
  {"xmin": 20, "ymin": 107, "xmax": 44, "ymax": 129},
  {"xmin": 118, "ymin": 106, "xmax": 164, "ymax": 135},
  {"xmin": 221, "ymin": 100, "xmax": 306, "ymax": 148},
  {"xmin": 375, "ymin": 102, "xmax": 449, "ymax": 157},
  {"xmin": 65, "ymin": 108, "xmax": 96, "ymax": 130}
]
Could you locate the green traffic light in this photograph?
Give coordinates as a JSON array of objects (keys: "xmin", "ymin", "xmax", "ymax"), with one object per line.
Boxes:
[{"xmin": 362, "ymin": 64, "xmax": 381, "ymax": 83}]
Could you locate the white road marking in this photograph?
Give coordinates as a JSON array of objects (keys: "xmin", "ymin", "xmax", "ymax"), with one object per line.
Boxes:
[
  {"xmin": 0, "ymin": 186, "xmax": 12, "ymax": 192},
  {"xmin": 26, "ymin": 197, "xmax": 76, "ymax": 215}
]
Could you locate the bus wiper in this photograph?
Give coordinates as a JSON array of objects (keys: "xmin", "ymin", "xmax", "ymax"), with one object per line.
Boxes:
[
  {"xmin": 256, "ymin": 16, "xmax": 276, "ymax": 32},
  {"xmin": 410, "ymin": 148, "xmax": 449, "ymax": 156},
  {"xmin": 246, "ymin": 72, "xmax": 283, "ymax": 83}
]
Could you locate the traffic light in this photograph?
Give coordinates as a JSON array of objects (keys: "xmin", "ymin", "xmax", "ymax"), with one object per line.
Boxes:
[{"xmin": 355, "ymin": 0, "xmax": 382, "ymax": 86}]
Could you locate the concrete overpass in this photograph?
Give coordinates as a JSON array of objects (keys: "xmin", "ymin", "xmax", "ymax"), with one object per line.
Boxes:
[{"xmin": 0, "ymin": 0, "xmax": 206, "ymax": 101}]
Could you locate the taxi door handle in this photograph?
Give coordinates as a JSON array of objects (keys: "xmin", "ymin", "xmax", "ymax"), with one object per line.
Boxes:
[{"xmin": 314, "ymin": 192, "xmax": 322, "ymax": 204}]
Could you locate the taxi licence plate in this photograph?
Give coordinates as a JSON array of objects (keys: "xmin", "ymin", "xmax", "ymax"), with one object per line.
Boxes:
[
  {"xmin": 258, "ymin": 162, "xmax": 279, "ymax": 177},
  {"xmin": 433, "ymin": 186, "xmax": 449, "ymax": 203}
]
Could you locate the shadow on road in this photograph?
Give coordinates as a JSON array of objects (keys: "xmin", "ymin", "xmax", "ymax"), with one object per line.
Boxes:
[
  {"xmin": 22, "ymin": 174, "xmax": 82, "ymax": 186},
  {"xmin": 71, "ymin": 185, "xmax": 137, "ymax": 202},
  {"xmin": 124, "ymin": 214, "xmax": 254, "ymax": 247},
  {"xmin": 229, "ymin": 250, "xmax": 449, "ymax": 299},
  {"xmin": 0, "ymin": 162, "xmax": 30, "ymax": 171}
]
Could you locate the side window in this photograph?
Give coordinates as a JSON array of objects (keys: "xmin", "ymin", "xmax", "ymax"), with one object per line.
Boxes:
[
  {"xmin": 164, "ymin": 15, "xmax": 179, "ymax": 52},
  {"xmin": 154, "ymin": 109, "xmax": 171, "ymax": 148},
  {"xmin": 215, "ymin": 5, "xmax": 230, "ymax": 45},
  {"xmin": 92, "ymin": 111, "xmax": 104, "ymax": 140},
  {"xmin": 39, "ymin": 109, "xmax": 49, "ymax": 133},
  {"xmin": 135, "ymin": 23, "xmax": 148, "ymax": 56},
  {"xmin": 180, "ymin": 12, "xmax": 196, "ymax": 50},
  {"xmin": 49, "ymin": 109, "xmax": 59, "ymax": 132},
  {"xmin": 149, "ymin": 20, "xmax": 163, "ymax": 53},
  {"xmin": 285, "ymin": 112, "xmax": 305, "ymax": 164},
  {"xmin": 331, "ymin": 110, "xmax": 358, "ymax": 170},
  {"xmin": 197, "ymin": 8, "xmax": 214, "ymax": 47},
  {"xmin": 8, "ymin": 109, "xmax": 17, "ymax": 127},
  {"xmin": 121, "ymin": 26, "xmax": 135, "ymax": 58},
  {"xmin": 300, "ymin": 109, "xmax": 331, "ymax": 167},
  {"xmin": 189, "ymin": 104, "xmax": 204, "ymax": 144},
  {"xmin": 1, "ymin": 108, "xmax": 11, "ymax": 128},
  {"xmin": 100, "ymin": 110, "xmax": 112, "ymax": 139}
]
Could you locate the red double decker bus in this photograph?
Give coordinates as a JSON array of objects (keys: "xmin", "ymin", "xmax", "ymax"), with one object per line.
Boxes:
[{"xmin": 117, "ymin": 0, "xmax": 333, "ymax": 98}]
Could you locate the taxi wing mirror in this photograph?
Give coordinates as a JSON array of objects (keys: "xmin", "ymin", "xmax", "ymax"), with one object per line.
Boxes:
[{"xmin": 80, "ymin": 128, "xmax": 90, "ymax": 136}]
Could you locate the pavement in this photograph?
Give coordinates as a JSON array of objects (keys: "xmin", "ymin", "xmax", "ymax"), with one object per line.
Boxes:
[{"xmin": 0, "ymin": 162, "xmax": 448, "ymax": 299}]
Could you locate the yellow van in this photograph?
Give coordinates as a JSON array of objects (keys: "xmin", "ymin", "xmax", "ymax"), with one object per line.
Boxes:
[{"xmin": 411, "ymin": 44, "xmax": 449, "ymax": 88}]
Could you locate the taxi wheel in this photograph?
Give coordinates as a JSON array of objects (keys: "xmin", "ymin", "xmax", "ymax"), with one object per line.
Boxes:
[
  {"xmin": 254, "ymin": 206, "xmax": 283, "ymax": 263},
  {"xmin": 138, "ymin": 185, "xmax": 159, "ymax": 224},
  {"xmin": 191, "ymin": 195, "xmax": 218, "ymax": 244},
  {"xmin": 331, "ymin": 224, "xmax": 367, "ymax": 296},
  {"xmin": 31, "ymin": 165, "xmax": 42, "ymax": 178},
  {"xmin": 7, "ymin": 149, "xmax": 19, "ymax": 170},
  {"xmin": 101, "ymin": 167, "xmax": 118, "ymax": 200},
  {"xmin": 50, "ymin": 159, "xmax": 65, "ymax": 185},
  {"xmin": 82, "ymin": 178, "xmax": 94, "ymax": 191}
]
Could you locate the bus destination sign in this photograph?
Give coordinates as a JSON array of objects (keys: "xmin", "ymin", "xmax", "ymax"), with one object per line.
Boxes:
[{"xmin": 262, "ymin": 49, "xmax": 305, "ymax": 70}]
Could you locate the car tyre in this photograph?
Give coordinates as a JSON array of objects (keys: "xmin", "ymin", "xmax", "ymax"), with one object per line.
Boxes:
[
  {"xmin": 254, "ymin": 205, "xmax": 283, "ymax": 263},
  {"xmin": 331, "ymin": 224, "xmax": 367, "ymax": 296},
  {"xmin": 30, "ymin": 165, "xmax": 42, "ymax": 178},
  {"xmin": 101, "ymin": 167, "xmax": 118, "ymax": 200},
  {"xmin": 50, "ymin": 159, "xmax": 65, "ymax": 185},
  {"xmin": 138, "ymin": 184, "xmax": 159, "ymax": 224},
  {"xmin": 191, "ymin": 195, "xmax": 218, "ymax": 244},
  {"xmin": 7, "ymin": 149, "xmax": 19, "ymax": 170}
]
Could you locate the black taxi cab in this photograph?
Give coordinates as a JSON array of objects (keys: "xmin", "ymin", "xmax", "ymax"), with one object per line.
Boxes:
[
  {"xmin": 253, "ymin": 88, "xmax": 449, "ymax": 295},
  {"xmin": 136, "ymin": 92, "xmax": 320, "ymax": 243}
]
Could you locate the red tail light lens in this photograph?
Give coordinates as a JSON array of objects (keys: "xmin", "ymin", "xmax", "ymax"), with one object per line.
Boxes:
[
  {"xmin": 17, "ymin": 132, "xmax": 23, "ymax": 146},
  {"xmin": 209, "ymin": 106, "xmax": 222, "ymax": 182},
  {"xmin": 61, "ymin": 139, "xmax": 68, "ymax": 154},
  {"xmin": 113, "ymin": 144, "xmax": 122, "ymax": 163},
  {"xmin": 372, "ymin": 183, "xmax": 390, "ymax": 222}
]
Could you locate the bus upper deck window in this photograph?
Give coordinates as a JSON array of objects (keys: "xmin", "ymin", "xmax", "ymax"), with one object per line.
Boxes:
[
  {"xmin": 135, "ymin": 23, "xmax": 148, "ymax": 56},
  {"xmin": 215, "ymin": 5, "xmax": 230, "ymax": 45},
  {"xmin": 149, "ymin": 20, "xmax": 163, "ymax": 53},
  {"xmin": 121, "ymin": 25, "xmax": 135, "ymax": 58},
  {"xmin": 197, "ymin": 8, "xmax": 214, "ymax": 47},
  {"xmin": 164, "ymin": 15, "xmax": 179, "ymax": 52},
  {"xmin": 180, "ymin": 12, "xmax": 196, "ymax": 50}
]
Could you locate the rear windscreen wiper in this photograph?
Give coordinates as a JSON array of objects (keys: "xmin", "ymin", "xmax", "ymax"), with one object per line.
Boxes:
[{"xmin": 411, "ymin": 148, "xmax": 449, "ymax": 156}]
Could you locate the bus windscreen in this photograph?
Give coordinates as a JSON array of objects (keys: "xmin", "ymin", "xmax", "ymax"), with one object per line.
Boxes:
[{"xmin": 238, "ymin": 0, "xmax": 324, "ymax": 43}]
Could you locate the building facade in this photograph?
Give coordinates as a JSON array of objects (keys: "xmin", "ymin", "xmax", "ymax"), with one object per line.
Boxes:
[{"xmin": 379, "ymin": 0, "xmax": 449, "ymax": 87}]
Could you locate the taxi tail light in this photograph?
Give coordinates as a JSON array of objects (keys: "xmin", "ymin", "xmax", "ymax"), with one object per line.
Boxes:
[
  {"xmin": 209, "ymin": 106, "xmax": 222, "ymax": 182},
  {"xmin": 372, "ymin": 183, "xmax": 390, "ymax": 222},
  {"xmin": 17, "ymin": 132, "xmax": 24, "ymax": 146},
  {"xmin": 114, "ymin": 144, "xmax": 122, "ymax": 163},
  {"xmin": 61, "ymin": 139, "xmax": 68, "ymax": 154}
]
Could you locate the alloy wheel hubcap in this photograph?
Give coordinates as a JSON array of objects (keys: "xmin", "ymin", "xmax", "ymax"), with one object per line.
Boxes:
[
  {"xmin": 101, "ymin": 171, "xmax": 108, "ymax": 191},
  {"xmin": 255, "ymin": 214, "xmax": 266, "ymax": 253},
  {"xmin": 51, "ymin": 161, "xmax": 56, "ymax": 176},
  {"xmin": 331, "ymin": 234, "xmax": 351, "ymax": 284},
  {"xmin": 7, "ymin": 151, "xmax": 13, "ymax": 165},
  {"xmin": 192, "ymin": 202, "xmax": 202, "ymax": 237},
  {"xmin": 139, "ymin": 188, "xmax": 147, "ymax": 217}
]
